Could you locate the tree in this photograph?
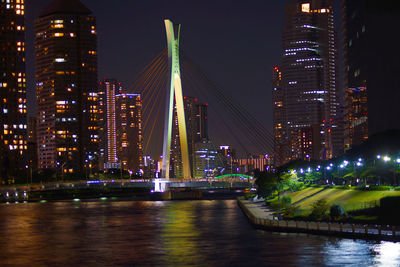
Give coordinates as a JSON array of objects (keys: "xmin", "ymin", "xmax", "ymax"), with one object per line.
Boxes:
[
  {"xmin": 330, "ymin": 204, "xmax": 345, "ymax": 221},
  {"xmin": 254, "ymin": 170, "xmax": 278, "ymax": 198},
  {"xmin": 310, "ymin": 199, "xmax": 329, "ymax": 220}
]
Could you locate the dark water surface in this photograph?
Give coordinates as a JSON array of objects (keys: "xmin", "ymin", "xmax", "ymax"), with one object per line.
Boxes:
[{"xmin": 0, "ymin": 199, "xmax": 399, "ymax": 266}]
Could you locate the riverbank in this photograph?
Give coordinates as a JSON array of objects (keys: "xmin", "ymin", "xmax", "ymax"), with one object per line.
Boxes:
[
  {"xmin": 238, "ymin": 197, "xmax": 400, "ymax": 242},
  {"xmin": 0, "ymin": 186, "xmax": 245, "ymax": 203}
]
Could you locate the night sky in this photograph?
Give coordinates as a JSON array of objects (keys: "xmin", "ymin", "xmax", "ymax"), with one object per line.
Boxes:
[{"xmin": 25, "ymin": 0, "xmax": 341, "ymax": 156}]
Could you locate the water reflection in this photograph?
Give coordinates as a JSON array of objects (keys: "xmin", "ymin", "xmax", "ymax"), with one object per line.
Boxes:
[
  {"xmin": 373, "ymin": 241, "xmax": 400, "ymax": 266},
  {"xmin": 0, "ymin": 200, "xmax": 399, "ymax": 266},
  {"xmin": 160, "ymin": 202, "xmax": 203, "ymax": 264}
]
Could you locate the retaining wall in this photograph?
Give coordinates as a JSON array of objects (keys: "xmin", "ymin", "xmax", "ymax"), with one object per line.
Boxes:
[{"xmin": 238, "ymin": 198, "xmax": 400, "ymax": 242}]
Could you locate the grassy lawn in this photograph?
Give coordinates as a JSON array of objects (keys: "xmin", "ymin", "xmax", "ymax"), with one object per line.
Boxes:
[
  {"xmin": 278, "ymin": 187, "xmax": 400, "ymax": 215},
  {"xmin": 286, "ymin": 186, "xmax": 324, "ymax": 204}
]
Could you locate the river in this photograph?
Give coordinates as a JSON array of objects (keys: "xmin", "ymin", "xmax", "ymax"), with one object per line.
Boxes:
[{"xmin": 0, "ymin": 199, "xmax": 399, "ymax": 266}]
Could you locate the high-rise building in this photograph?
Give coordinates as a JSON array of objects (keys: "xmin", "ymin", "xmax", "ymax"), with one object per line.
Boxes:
[
  {"xmin": 280, "ymin": 0, "xmax": 340, "ymax": 162},
  {"xmin": 171, "ymin": 96, "xmax": 209, "ymax": 178},
  {"xmin": 342, "ymin": 0, "xmax": 400, "ymax": 146},
  {"xmin": 35, "ymin": 0, "xmax": 98, "ymax": 174},
  {"xmin": 27, "ymin": 116, "xmax": 38, "ymax": 172},
  {"xmin": 193, "ymin": 139, "xmax": 220, "ymax": 178},
  {"xmin": 0, "ymin": 0, "xmax": 27, "ymax": 184},
  {"xmin": 272, "ymin": 66, "xmax": 286, "ymax": 166},
  {"xmin": 217, "ymin": 145, "xmax": 236, "ymax": 175},
  {"xmin": 196, "ymin": 102, "xmax": 208, "ymax": 141},
  {"xmin": 234, "ymin": 155, "xmax": 272, "ymax": 174},
  {"xmin": 98, "ymin": 79, "xmax": 119, "ymax": 169},
  {"xmin": 98, "ymin": 80, "xmax": 143, "ymax": 173},
  {"xmin": 116, "ymin": 93, "xmax": 143, "ymax": 173}
]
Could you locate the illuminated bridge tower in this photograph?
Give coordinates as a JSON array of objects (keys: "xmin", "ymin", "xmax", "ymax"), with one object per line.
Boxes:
[{"xmin": 162, "ymin": 19, "xmax": 192, "ymax": 179}]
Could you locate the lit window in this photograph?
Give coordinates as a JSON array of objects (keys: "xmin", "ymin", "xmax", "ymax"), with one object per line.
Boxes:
[{"xmin": 302, "ymin": 3, "xmax": 310, "ymax": 13}]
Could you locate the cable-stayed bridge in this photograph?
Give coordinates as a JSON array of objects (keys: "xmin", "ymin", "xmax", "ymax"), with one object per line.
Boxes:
[{"xmin": 123, "ymin": 19, "xmax": 275, "ymax": 179}]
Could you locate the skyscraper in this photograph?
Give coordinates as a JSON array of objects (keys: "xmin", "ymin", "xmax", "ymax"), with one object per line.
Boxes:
[
  {"xmin": 196, "ymin": 102, "xmax": 208, "ymax": 142},
  {"xmin": 98, "ymin": 79, "xmax": 119, "ymax": 169},
  {"xmin": 0, "ymin": 0, "xmax": 27, "ymax": 184},
  {"xmin": 98, "ymin": 80, "xmax": 143, "ymax": 173},
  {"xmin": 342, "ymin": 0, "xmax": 400, "ymax": 146},
  {"xmin": 171, "ymin": 96, "xmax": 209, "ymax": 178},
  {"xmin": 115, "ymin": 93, "xmax": 143, "ymax": 173},
  {"xmin": 272, "ymin": 66, "xmax": 286, "ymax": 166},
  {"xmin": 279, "ymin": 0, "xmax": 339, "ymax": 162},
  {"xmin": 27, "ymin": 116, "xmax": 38, "ymax": 172},
  {"xmin": 35, "ymin": 0, "xmax": 98, "ymax": 174}
]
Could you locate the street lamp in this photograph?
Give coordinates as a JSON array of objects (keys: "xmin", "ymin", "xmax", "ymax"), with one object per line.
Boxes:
[{"xmin": 383, "ymin": 156, "xmax": 391, "ymax": 162}]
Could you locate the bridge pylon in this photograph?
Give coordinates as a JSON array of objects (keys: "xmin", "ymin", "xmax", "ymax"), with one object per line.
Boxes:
[{"xmin": 161, "ymin": 19, "xmax": 192, "ymax": 180}]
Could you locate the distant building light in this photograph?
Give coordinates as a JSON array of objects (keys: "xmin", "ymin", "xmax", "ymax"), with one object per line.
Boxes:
[{"xmin": 302, "ymin": 3, "xmax": 310, "ymax": 13}]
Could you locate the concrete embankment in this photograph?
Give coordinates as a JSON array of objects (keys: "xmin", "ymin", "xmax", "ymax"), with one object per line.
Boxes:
[{"xmin": 238, "ymin": 197, "xmax": 400, "ymax": 242}]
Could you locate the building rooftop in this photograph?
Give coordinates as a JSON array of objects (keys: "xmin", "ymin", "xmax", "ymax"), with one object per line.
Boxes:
[{"xmin": 40, "ymin": 0, "xmax": 92, "ymax": 18}]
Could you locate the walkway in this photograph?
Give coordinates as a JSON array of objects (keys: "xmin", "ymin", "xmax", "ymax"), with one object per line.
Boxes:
[{"xmin": 238, "ymin": 198, "xmax": 400, "ymax": 242}]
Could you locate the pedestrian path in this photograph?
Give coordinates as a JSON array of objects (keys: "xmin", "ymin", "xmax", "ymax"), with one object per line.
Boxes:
[{"xmin": 238, "ymin": 197, "xmax": 400, "ymax": 242}]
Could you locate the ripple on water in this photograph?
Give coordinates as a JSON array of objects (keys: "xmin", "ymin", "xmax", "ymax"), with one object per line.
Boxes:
[{"xmin": 0, "ymin": 200, "xmax": 398, "ymax": 266}]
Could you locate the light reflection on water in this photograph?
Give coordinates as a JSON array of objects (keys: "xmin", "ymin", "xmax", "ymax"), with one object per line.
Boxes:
[{"xmin": 0, "ymin": 200, "xmax": 398, "ymax": 266}]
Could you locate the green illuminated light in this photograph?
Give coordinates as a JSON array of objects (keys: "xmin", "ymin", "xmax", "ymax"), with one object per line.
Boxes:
[{"xmin": 215, "ymin": 174, "xmax": 253, "ymax": 179}]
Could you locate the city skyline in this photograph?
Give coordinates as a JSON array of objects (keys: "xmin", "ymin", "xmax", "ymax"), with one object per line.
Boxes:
[
  {"xmin": 25, "ymin": 0, "xmax": 331, "ymax": 129},
  {"xmin": 1, "ymin": 0, "xmax": 397, "ymax": 177}
]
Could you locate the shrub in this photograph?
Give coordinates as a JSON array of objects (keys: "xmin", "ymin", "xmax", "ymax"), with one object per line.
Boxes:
[
  {"xmin": 281, "ymin": 196, "xmax": 292, "ymax": 206},
  {"xmin": 310, "ymin": 199, "xmax": 329, "ymax": 221},
  {"xmin": 330, "ymin": 204, "xmax": 345, "ymax": 220},
  {"xmin": 283, "ymin": 205, "xmax": 300, "ymax": 218},
  {"xmin": 289, "ymin": 182, "xmax": 304, "ymax": 192},
  {"xmin": 358, "ymin": 185, "xmax": 393, "ymax": 191}
]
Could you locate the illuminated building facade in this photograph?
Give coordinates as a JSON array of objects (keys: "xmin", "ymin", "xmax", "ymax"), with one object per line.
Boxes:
[
  {"xmin": 342, "ymin": 0, "xmax": 368, "ymax": 149},
  {"xmin": 143, "ymin": 155, "xmax": 156, "ymax": 178},
  {"xmin": 193, "ymin": 140, "xmax": 220, "ymax": 178},
  {"xmin": 116, "ymin": 93, "xmax": 143, "ymax": 173},
  {"xmin": 98, "ymin": 79, "xmax": 118, "ymax": 169},
  {"xmin": 234, "ymin": 155, "xmax": 272, "ymax": 174},
  {"xmin": 35, "ymin": 0, "xmax": 98, "ymax": 173},
  {"xmin": 281, "ymin": 0, "xmax": 340, "ymax": 161},
  {"xmin": 0, "ymin": 0, "xmax": 27, "ymax": 183},
  {"xmin": 342, "ymin": 0, "xmax": 400, "ymax": 145},
  {"xmin": 217, "ymin": 145, "xmax": 236, "ymax": 175}
]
